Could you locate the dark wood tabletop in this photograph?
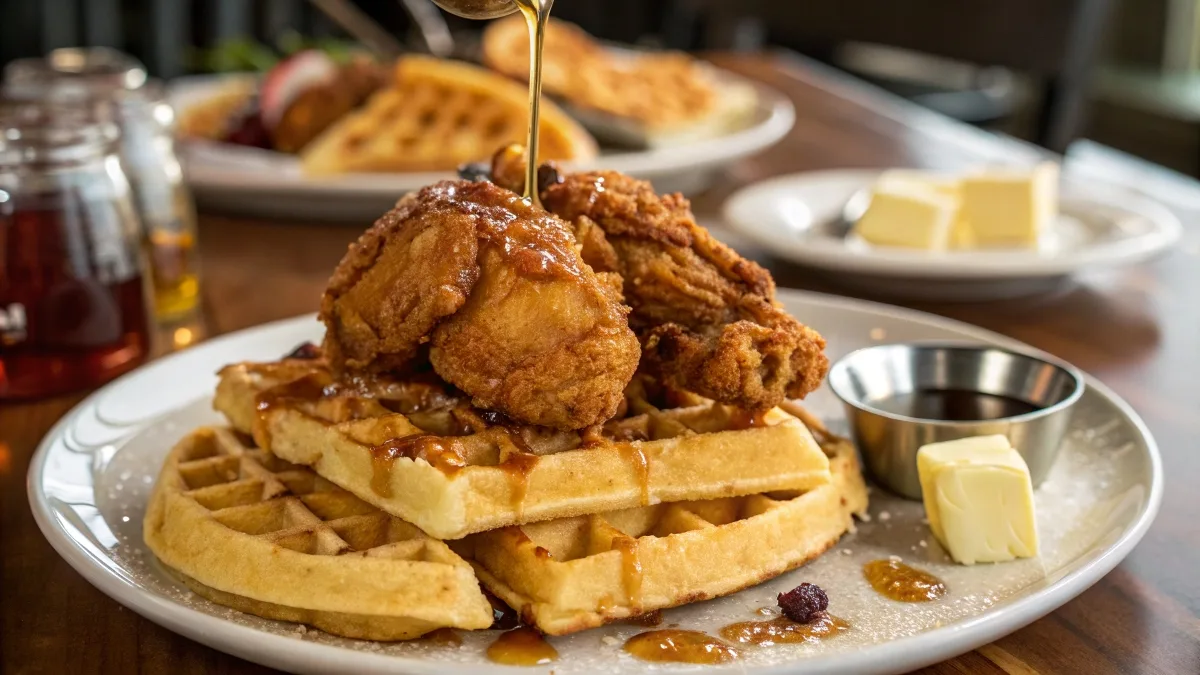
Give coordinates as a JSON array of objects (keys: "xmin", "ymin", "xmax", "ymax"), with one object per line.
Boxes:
[{"xmin": 3, "ymin": 52, "xmax": 1198, "ymax": 675}]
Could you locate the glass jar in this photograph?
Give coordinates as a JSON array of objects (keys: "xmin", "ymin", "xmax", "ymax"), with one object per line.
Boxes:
[
  {"xmin": 0, "ymin": 102, "xmax": 153, "ymax": 399},
  {"xmin": 4, "ymin": 48, "xmax": 201, "ymax": 321}
]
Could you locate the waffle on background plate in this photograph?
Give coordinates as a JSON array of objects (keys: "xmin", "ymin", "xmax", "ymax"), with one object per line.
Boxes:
[
  {"xmin": 299, "ymin": 56, "xmax": 597, "ymax": 175},
  {"xmin": 481, "ymin": 16, "xmax": 758, "ymax": 147},
  {"xmin": 145, "ymin": 352, "xmax": 866, "ymax": 639}
]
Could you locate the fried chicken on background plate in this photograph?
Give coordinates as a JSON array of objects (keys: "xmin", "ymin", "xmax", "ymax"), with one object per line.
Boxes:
[
  {"xmin": 491, "ymin": 146, "xmax": 828, "ymax": 411},
  {"xmin": 320, "ymin": 180, "xmax": 640, "ymax": 430}
]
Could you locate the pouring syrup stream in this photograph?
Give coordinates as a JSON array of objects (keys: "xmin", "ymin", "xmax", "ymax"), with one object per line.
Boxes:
[{"xmin": 514, "ymin": 0, "xmax": 552, "ymax": 206}]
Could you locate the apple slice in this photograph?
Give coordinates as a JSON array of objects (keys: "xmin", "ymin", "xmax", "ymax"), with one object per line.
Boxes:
[{"xmin": 259, "ymin": 50, "xmax": 337, "ymax": 131}]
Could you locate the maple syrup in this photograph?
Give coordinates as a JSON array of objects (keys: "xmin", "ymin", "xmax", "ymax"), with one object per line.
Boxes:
[
  {"xmin": 513, "ymin": 0, "xmax": 552, "ymax": 206},
  {"xmin": 612, "ymin": 535, "xmax": 644, "ymax": 605},
  {"xmin": 0, "ymin": 106, "xmax": 152, "ymax": 399},
  {"xmin": 623, "ymin": 629, "xmax": 740, "ymax": 664},
  {"xmin": 486, "ymin": 626, "xmax": 558, "ymax": 665},
  {"xmin": 870, "ymin": 389, "xmax": 1039, "ymax": 421},
  {"xmin": 370, "ymin": 434, "xmax": 466, "ymax": 497},
  {"xmin": 6, "ymin": 52, "xmax": 202, "ymax": 321},
  {"xmin": 720, "ymin": 613, "xmax": 850, "ymax": 646},
  {"xmin": 728, "ymin": 409, "xmax": 770, "ymax": 430},
  {"xmin": 863, "ymin": 559, "xmax": 947, "ymax": 602},
  {"xmin": 253, "ymin": 373, "xmax": 334, "ymax": 446},
  {"xmin": 616, "ymin": 442, "xmax": 651, "ymax": 504},
  {"xmin": 498, "ymin": 446, "xmax": 540, "ymax": 515}
]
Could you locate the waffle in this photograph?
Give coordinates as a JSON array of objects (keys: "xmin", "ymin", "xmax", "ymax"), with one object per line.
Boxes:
[
  {"xmin": 459, "ymin": 429, "xmax": 868, "ymax": 635},
  {"xmin": 481, "ymin": 17, "xmax": 757, "ymax": 146},
  {"xmin": 300, "ymin": 55, "xmax": 597, "ymax": 175},
  {"xmin": 214, "ymin": 358, "xmax": 833, "ymax": 540},
  {"xmin": 177, "ymin": 77, "xmax": 254, "ymax": 141},
  {"xmin": 143, "ymin": 426, "xmax": 494, "ymax": 640}
]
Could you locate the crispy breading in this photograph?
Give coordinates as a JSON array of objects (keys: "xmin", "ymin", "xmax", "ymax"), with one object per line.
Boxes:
[
  {"xmin": 321, "ymin": 180, "xmax": 640, "ymax": 430},
  {"xmin": 491, "ymin": 148, "xmax": 828, "ymax": 409}
]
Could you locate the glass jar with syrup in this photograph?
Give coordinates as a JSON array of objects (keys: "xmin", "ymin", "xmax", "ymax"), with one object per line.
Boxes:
[
  {"xmin": 4, "ymin": 48, "xmax": 201, "ymax": 321},
  {"xmin": 0, "ymin": 102, "xmax": 152, "ymax": 399}
]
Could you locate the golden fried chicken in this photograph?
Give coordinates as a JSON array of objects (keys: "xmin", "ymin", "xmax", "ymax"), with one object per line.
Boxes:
[
  {"xmin": 491, "ymin": 147, "xmax": 828, "ymax": 410},
  {"xmin": 321, "ymin": 180, "xmax": 640, "ymax": 430}
]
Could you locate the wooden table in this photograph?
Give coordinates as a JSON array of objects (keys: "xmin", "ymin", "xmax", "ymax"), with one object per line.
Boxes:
[{"xmin": 3, "ymin": 52, "xmax": 1198, "ymax": 674}]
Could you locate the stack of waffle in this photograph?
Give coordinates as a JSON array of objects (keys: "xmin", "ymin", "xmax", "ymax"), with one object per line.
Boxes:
[{"xmin": 145, "ymin": 353, "xmax": 867, "ymax": 639}]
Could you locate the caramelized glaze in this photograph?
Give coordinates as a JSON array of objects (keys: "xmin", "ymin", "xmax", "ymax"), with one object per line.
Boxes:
[
  {"xmin": 863, "ymin": 559, "xmax": 947, "ymax": 602},
  {"xmin": 487, "ymin": 626, "xmax": 558, "ymax": 666},
  {"xmin": 613, "ymin": 535, "xmax": 644, "ymax": 605},
  {"xmin": 499, "ymin": 447, "xmax": 540, "ymax": 516},
  {"xmin": 369, "ymin": 435, "xmax": 466, "ymax": 497},
  {"xmin": 253, "ymin": 374, "xmax": 337, "ymax": 447},
  {"xmin": 720, "ymin": 613, "xmax": 849, "ymax": 646},
  {"xmin": 623, "ymin": 629, "xmax": 739, "ymax": 664},
  {"xmin": 728, "ymin": 409, "xmax": 770, "ymax": 430},
  {"xmin": 617, "ymin": 441, "xmax": 651, "ymax": 504}
]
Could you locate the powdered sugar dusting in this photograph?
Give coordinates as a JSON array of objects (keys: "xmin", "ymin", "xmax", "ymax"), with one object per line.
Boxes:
[{"xmin": 70, "ymin": 385, "xmax": 1152, "ymax": 674}]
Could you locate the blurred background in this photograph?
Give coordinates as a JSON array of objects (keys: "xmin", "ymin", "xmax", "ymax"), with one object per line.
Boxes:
[{"xmin": 0, "ymin": 0, "xmax": 1195, "ymax": 172}]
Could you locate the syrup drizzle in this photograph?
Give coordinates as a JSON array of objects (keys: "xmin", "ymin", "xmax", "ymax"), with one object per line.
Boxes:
[
  {"xmin": 612, "ymin": 535, "xmax": 644, "ymax": 606},
  {"xmin": 487, "ymin": 626, "xmax": 558, "ymax": 665},
  {"xmin": 617, "ymin": 441, "xmax": 651, "ymax": 505},
  {"xmin": 369, "ymin": 435, "xmax": 466, "ymax": 498},
  {"xmin": 720, "ymin": 613, "xmax": 850, "ymax": 646},
  {"xmin": 498, "ymin": 441, "xmax": 540, "ymax": 518},
  {"xmin": 863, "ymin": 559, "xmax": 947, "ymax": 602},
  {"xmin": 253, "ymin": 374, "xmax": 336, "ymax": 448},
  {"xmin": 623, "ymin": 629, "xmax": 739, "ymax": 664},
  {"xmin": 513, "ymin": 0, "xmax": 553, "ymax": 206}
]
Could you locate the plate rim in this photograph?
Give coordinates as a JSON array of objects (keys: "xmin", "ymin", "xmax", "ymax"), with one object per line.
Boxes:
[
  {"xmin": 26, "ymin": 290, "xmax": 1163, "ymax": 675},
  {"xmin": 722, "ymin": 168, "xmax": 1184, "ymax": 279}
]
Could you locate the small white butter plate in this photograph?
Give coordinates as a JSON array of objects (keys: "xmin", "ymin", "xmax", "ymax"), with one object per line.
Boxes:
[{"xmin": 722, "ymin": 169, "xmax": 1183, "ymax": 301}]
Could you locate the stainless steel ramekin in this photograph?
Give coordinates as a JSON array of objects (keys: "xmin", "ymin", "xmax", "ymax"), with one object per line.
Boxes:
[{"xmin": 828, "ymin": 342, "xmax": 1085, "ymax": 500}]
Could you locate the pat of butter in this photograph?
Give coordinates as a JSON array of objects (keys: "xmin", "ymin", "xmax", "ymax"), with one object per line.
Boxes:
[
  {"xmin": 917, "ymin": 435, "xmax": 1039, "ymax": 565},
  {"xmin": 876, "ymin": 170, "xmax": 973, "ymax": 249},
  {"xmin": 959, "ymin": 162, "xmax": 1058, "ymax": 248},
  {"xmin": 854, "ymin": 183, "xmax": 956, "ymax": 250}
]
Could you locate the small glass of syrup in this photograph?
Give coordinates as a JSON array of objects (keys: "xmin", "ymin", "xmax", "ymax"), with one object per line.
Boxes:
[{"xmin": 0, "ymin": 102, "xmax": 152, "ymax": 399}]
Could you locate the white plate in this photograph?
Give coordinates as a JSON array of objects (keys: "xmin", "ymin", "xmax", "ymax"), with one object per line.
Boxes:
[
  {"xmin": 168, "ymin": 72, "xmax": 794, "ymax": 221},
  {"xmin": 28, "ymin": 291, "xmax": 1161, "ymax": 675},
  {"xmin": 722, "ymin": 170, "xmax": 1183, "ymax": 301}
]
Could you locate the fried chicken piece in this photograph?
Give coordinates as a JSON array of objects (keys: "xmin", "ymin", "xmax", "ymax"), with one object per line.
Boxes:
[
  {"xmin": 490, "ymin": 147, "xmax": 828, "ymax": 410},
  {"xmin": 321, "ymin": 179, "xmax": 640, "ymax": 430}
]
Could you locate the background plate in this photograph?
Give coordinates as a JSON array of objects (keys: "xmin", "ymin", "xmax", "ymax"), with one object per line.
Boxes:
[
  {"xmin": 28, "ymin": 291, "xmax": 1161, "ymax": 675},
  {"xmin": 168, "ymin": 70, "xmax": 794, "ymax": 221},
  {"xmin": 722, "ymin": 170, "xmax": 1182, "ymax": 301}
]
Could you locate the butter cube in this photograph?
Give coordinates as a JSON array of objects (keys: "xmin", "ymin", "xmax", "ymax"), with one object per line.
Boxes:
[
  {"xmin": 854, "ymin": 183, "xmax": 956, "ymax": 250},
  {"xmin": 876, "ymin": 170, "xmax": 973, "ymax": 249},
  {"xmin": 917, "ymin": 435, "xmax": 1039, "ymax": 565},
  {"xmin": 959, "ymin": 162, "xmax": 1058, "ymax": 248}
]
